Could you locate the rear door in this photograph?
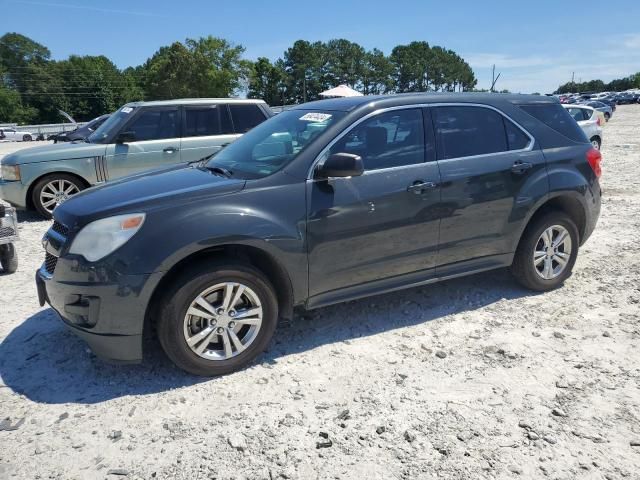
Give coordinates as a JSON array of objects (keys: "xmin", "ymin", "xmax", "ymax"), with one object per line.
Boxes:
[
  {"xmin": 105, "ymin": 106, "xmax": 181, "ymax": 179},
  {"xmin": 179, "ymin": 104, "xmax": 240, "ymax": 163},
  {"xmin": 432, "ymin": 105, "xmax": 546, "ymax": 270}
]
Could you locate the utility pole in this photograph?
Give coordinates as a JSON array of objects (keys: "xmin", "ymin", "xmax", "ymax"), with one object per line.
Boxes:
[
  {"xmin": 571, "ymin": 71, "xmax": 575, "ymax": 83},
  {"xmin": 490, "ymin": 65, "xmax": 501, "ymax": 93}
]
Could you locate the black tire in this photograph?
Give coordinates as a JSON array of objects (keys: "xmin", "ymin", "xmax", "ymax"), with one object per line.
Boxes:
[
  {"xmin": 511, "ymin": 211, "xmax": 579, "ymax": 291},
  {"xmin": 590, "ymin": 136, "xmax": 601, "ymax": 150},
  {"xmin": 0, "ymin": 244, "xmax": 18, "ymax": 274},
  {"xmin": 157, "ymin": 260, "xmax": 278, "ymax": 376},
  {"xmin": 604, "ymin": 112, "xmax": 610, "ymax": 121},
  {"xmin": 31, "ymin": 173, "xmax": 85, "ymax": 219},
  {"xmin": 22, "ymin": 134, "xmax": 32, "ymax": 142}
]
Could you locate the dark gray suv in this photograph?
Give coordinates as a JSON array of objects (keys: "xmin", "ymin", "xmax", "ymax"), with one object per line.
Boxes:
[{"xmin": 36, "ymin": 93, "xmax": 602, "ymax": 376}]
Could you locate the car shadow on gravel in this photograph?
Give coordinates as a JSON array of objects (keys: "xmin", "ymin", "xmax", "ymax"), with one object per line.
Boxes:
[{"xmin": 0, "ymin": 268, "xmax": 536, "ymax": 404}]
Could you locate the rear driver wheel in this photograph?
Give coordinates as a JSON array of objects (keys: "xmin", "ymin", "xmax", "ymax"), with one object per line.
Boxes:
[{"xmin": 157, "ymin": 261, "xmax": 278, "ymax": 376}]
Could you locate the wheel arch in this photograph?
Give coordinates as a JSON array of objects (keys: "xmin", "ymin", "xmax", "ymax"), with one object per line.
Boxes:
[
  {"xmin": 515, "ymin": 193, "xmax": 587, "ymax": 252},
  {"xmin": 144, "ymin": 243, "xmax": 295, "ymax": 338}
]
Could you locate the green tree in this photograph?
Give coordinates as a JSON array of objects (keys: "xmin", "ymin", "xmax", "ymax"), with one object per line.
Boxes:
[
  {"xmin": 282, "ymin": 40, "xmax": 327, "ymax": 103},
  {"xmin": 248, "ymin": 57, "xmax": 285, "ymax": 105},
  {"xmin": 143, "ymin": 36, "xmax": 249, "ymax": 100},
  {"xmin": 361, "ymin": 49, "xmax": 394, "ymax": 95},
  {"xmin": 390, "ymin": 41, "xmax": 434, "ymax": 92},
  {"xmin": 324, "ymin": 39, "xmax": 365, "ymax": 89}
]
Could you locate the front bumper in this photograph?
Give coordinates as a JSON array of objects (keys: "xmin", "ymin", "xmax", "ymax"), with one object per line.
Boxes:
[
  {"xmin": 36, "ymin": 263, "xmax": 163, "ymax": 363},
  {"xmin": 0, "ymin": 179, "xmax": 28, "ymax": 209}
]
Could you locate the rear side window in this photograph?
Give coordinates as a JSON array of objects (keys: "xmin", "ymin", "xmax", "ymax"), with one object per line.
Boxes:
[
  {"xmin": 504, "ymin": 119, "xmax": 530, "ymax": 150},
  {"xmin": 433, "ymin": 106, "xmax": 507, "ymax": 159},
  {"xmin": 186, "ymin": 106, "xmax": 220, "ymax": 137},
  {"xmin": 520, "ymin": 104, "xmax": 587, "ymax": 143},
  {"xmin": 126, "ymin": 108, "xmax": 179, "ymax": 141},
  {"xmin": 229, "ymin": 104, "xmax": 267, "ymax": 133}
]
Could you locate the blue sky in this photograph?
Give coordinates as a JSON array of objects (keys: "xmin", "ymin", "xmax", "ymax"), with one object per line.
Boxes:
[{"xmin": 2, "ymin": 0, "xmax": 640, "ymax": 94}]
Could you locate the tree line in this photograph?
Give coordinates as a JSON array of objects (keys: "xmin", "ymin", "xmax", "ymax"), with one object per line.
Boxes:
[
  {"xmin": 0, "ymin": 32, "xmax": 476, "ymax": 124},
  {"xmin": 555, "ymin": 73, "xmax": 640, "ymax": 94},
  {"xmin": 248, "ymin": 39, "xmax": 477, "ymax": 105}
]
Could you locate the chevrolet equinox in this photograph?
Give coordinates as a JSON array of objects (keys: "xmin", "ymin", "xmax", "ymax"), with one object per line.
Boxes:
[{"xmin": 36, "ymin": 93, "xmax": 602, "ymax": 376}]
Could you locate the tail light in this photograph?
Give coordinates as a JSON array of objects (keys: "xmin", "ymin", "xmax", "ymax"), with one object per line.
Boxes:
[
  {"xmin": 596, "ymin": 116, "xmax": 603, "ymax": 126},
  {"xmin": 586, "ymin": 148, "xmax": 602, "ymax": 178}
]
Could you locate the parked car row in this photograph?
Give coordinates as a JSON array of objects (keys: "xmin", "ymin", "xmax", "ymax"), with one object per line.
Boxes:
[{"xmin": 557, "ymin": 90, "xmax": 640, "ymax": 122}]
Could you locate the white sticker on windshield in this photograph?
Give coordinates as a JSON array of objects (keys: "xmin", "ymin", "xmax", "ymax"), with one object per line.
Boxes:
[
  {"xmin": 121, "ymin": 107, "xmax": 133, "ymax": 114},
  {"xmin": 299, "ymin": 112, "xmax": 332, "ymax": 122}
]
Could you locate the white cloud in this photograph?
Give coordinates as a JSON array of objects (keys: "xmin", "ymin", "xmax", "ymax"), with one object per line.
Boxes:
[{"xmin": 620, "ymin": 33, "xmax": 640, "ymax": 49}]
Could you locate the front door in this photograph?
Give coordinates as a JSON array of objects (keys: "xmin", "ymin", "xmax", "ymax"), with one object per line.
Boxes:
[
  {"xmin": 306, "ymin": 107, "xmax": 441, "ymax": 299},
  {"xmin": 431, "ymin": 105, "xmax": 547, "ymax": 268},
  {"xmin": 105, "ymin": 106, "xmax": 181, "ymax": 180}
]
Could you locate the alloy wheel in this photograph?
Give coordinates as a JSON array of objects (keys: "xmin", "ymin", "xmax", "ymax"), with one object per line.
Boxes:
[
  {"xmin": 183, "ymin": 282, "xmax": 263, "ymax": 360},
  {"xmin": 39, "ymin": 179, "xmax": 79, "ymax": 214},
  {"xmin": 533, "ymin": 225, "xmax": 572, "ymax": 280}
]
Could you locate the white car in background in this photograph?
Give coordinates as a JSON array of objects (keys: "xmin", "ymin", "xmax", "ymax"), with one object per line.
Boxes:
[
  {"xmin": 0, "ymin": 127, "xmax": 34, "ymax": 142},
  {"xmin": 563, "ymin": 104, "xmax": 603, "ymax": 150}
]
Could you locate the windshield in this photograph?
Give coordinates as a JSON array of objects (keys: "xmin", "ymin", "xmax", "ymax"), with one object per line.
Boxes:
[
  {"xmin": 87, "ymin": 107, "xmax": 135, "ymax": 143},
  {"xmin": 206, "ymin": 109, "xmax": 345, "ymax": 178}
]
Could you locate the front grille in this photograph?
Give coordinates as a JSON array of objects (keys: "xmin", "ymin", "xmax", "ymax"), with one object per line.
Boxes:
[
  {"xmin": 0, "ymin": 226, "xmax": 16, "ymax": 238},
  {"xmin": 51, "ymin": 221, "xmax": 69, "ymax": 237},
  {"xmin": 44, "ymin": 253, "xmax": 58, "ymax": 275}
]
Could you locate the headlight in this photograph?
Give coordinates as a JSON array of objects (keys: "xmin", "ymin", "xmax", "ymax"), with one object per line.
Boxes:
[
  {"xmin": 1, "ymin": 165, "xmax": 21, "ymax": 181},
  {"xmin": 69, "ymin": 213, "xmax": 146, "ymax": 262}
]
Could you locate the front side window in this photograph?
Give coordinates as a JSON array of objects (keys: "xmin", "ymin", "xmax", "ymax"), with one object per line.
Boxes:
[
  {"xmin": 207, "ymin": 109, "xmax": 345, "ymax": 178},
  {"xmin": 229, "ymin": 104, "xmax": 267, "ymax": 133},
  {"xmin": 329, "ymin": 109, "xmax": 426, "ymax": 170},
  {"xmin": 433, "ymin": 106, "xmax": 508, "ymax": 159},
  {"xmin": 89, "ymin": 107, "xmax": 136, "ymax": 144},
  {"xmin": 125, "ymin": 108, "xmax": 179, "ymax": 142}
]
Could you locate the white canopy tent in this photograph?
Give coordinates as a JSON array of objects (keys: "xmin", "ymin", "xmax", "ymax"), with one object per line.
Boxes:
[{"xmin": 319, "ymin": 84, "xmax": 363, "ymax": 98}]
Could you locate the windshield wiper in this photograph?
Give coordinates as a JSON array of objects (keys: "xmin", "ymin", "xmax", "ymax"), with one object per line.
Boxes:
[{"xmin": 206, "ymin": 165, "xmax": 233, "ymax": 178}]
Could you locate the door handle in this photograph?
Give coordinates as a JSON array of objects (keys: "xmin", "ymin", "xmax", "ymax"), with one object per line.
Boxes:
[
  {"xmin": 163, "ymin": 147, "xmax": 178, "ymax": 153},
  {"xmin": 407, "ymin": 180, "xmax": 438, "ymax": 194},
  {"xmin": 511, "ymin": 161, "xmax": 532, "ymax": 174}
]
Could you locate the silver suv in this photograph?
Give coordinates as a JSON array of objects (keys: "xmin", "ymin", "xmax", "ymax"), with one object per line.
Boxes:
[{"xmin": 0, "ymin": 99, "xmax": 272, "ymax": 218}]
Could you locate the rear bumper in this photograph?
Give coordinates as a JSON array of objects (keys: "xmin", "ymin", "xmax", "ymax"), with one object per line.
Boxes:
[
  {"xmin": 36, "ymin": 264, "xmax": 163, "ymax": 363},
  {"xmin": 0, "ymin": 180, "xmax": 28, "ymax": 209}
]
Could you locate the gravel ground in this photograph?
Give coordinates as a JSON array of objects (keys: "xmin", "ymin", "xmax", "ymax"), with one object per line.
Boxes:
[{"xmin": 1, "ymin": 107, "xmax": 639, "ymax": 480}]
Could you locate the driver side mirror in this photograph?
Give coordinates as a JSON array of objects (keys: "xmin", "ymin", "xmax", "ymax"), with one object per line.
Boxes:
[
  {"xmin": 116, "ymin": 131, "xmax": 135, "ymax": 144},
  {"xmin": 315, "ymin": 153, "xmax": 364, "ymax": 179}
]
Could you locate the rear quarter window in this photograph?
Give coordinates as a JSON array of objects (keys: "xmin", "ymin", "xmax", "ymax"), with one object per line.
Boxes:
[
  {"xmin": 229, "ymin": 104, "xmax": 267, "ymax": 133},
  {"xmin": 520, "ymin": 104, "xmax": 587, "ymax": 143}
]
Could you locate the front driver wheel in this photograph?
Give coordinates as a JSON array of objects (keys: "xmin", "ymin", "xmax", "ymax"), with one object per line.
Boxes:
[
  {"xmin": 511, "ymin": 212, "xmax": 579, "ymax": 291},
  {"xmin": 157, "ymin": 261, "xmax": 278, "ymax": 376},
  {"xmin": 22, "ymin": 134, "xmax": 32, "ymax": 142},
  {"xmin": 32, "ymin": 174, "xmax": 84, "ymax": 219}
]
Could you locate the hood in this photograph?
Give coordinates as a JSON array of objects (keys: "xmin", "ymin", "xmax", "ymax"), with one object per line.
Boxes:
[
  {"xmin": 1, "ymin": 141, "xmax": 106, "ymax": 166},
  {"xmin": 54, "ymin": 164, "xmax": 246, "ymax": 226}
]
